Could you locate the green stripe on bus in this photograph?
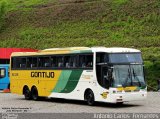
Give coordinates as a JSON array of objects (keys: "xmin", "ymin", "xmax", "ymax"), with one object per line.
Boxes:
[
  {"xmin": 60, "ymin": 70, "xmax": 83, "ymax": 93},
  {"xmin": 52, "ymin": 70, "xmax": 72, "ymax": 92}
]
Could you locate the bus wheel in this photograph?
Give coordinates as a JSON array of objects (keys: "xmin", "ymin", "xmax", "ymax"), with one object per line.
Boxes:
[
  {"xmin": 31, "ymin": 87, "xmax": 39, "ymax": 101},
  {"xmin": 23, "ymin": 86, "xmax": 31, "ymax": 100},
  {"xmin": 85, "ymin": 90, "xmax": 95, "ymax": 106}
]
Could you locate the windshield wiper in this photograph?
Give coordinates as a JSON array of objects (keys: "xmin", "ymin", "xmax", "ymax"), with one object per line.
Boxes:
[{"xmin": 132, "ymin": 68, "xmax": 141, "ymax": 87}]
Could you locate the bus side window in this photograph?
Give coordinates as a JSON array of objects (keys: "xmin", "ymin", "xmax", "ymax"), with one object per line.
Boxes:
[
  {"xmin": 27, "ymin": 57, "xmax": 32, "ymax": 68},
  {"xmin": 32, "ymin": 57, "xmax": 38, "ymax": 68},
  {"xmin": 86, "ymin": 55, "xmax": 93, "ymax": 67},
  {"xmin": 57, "ymin": 56, "xmax": 64, "ymax": 68},
  {"xmin": 16, "ymin": 58, "xmax": 22, "ymax": 68},
  {"xmin": 20, "ymin": 58, "xmax": 26, "ymax": 68},
  {"xmin": 38, "ymin": 57, "xmax": 51, "ymax": 68},
  {"xmin": 43, "ymin": 57, "xmax": 51, "ymax": 67},
  {"xmin": 38, "ymin": 57, "xmax": 42, "ymax": 67},
  {"xmin": 0, "ymin": 68, "xmax": 6, "ymax": 78},
  {"xmin": 64, "ymin": 56, "xmax": 71, "ymax": 68},
  {"xmin": 96, "ymin": 53, "xmax": 109, "ymax": 64},
  {"xmin": 12, "ymin": 57, "xmax": 18, "ymax": 69},
  {"xmin": 70, "ymin": 56, "xmax": 77, "ymax": 68},
  {"xmin": 79, "ymin": 55, "xmax": 86, "ymax": 68},
  {"xmin": 79, "ymin": 54, "xmax": 93, "ymax": 68},
  {"xmin": 11, "ymin": 58, "xmax": 15, "ymax": 69},
  {"xmin": 51, "ymin": 56, "xmax": 57, "ymax": 67}
]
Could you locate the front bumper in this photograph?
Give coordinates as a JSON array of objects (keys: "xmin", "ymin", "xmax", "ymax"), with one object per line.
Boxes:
[{"xmin": 107, "ymin": 91, "xmax": 147, "ymax": 103}]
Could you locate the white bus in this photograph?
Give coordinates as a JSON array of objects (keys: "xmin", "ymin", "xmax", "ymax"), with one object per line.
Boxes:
[{"xmin": 10, "ymin": 47, "xmax": 147, "ymax": 105}]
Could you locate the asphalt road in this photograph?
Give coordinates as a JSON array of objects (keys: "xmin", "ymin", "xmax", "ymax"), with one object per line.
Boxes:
[{"xmin": 0, "ymin": 92, "xmax": 160, "ymax": 113}]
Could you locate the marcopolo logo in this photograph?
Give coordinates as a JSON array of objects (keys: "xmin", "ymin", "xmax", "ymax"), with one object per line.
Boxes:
[{"xmin": 31, "ymin": 72, "xmax": 55, "ymax": 78}]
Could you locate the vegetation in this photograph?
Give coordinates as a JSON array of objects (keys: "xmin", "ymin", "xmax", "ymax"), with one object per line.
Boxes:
[
  {"xmin": 0, "ymin": 0, "xmax": 7, "ymax": 31},
  {"xmin": 0, "ymin": 0, "xmax": 160, "ymax": 90}
]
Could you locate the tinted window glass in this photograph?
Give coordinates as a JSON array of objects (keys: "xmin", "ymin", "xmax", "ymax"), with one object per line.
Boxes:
[
  {"xmin": 96, "ymin": 53, "xmax": 109, "ymax": 64},
  {"xmin": 70, "ymin": 56, "xmax": 77, "ymax": 68},
  {"xmin": 79, "ymin": 54, "xmax": 93, "ymax": 68},
  {"xmin": 32, "ymin": 57, "xmax": 38, "ymax": 68},
  {"xmin": 109, "ymin": 53, "xmax": 142, "ymax": 63},
  {"xmin": 51, "ymin": 56, "xmax": 58, "ymax": 67},
  {"xmin": 27, "ymin": 57, "xmax": 32, "ymax": 68},
  {"xmin": 38, "ymin": 57, "xmax": 51, "ymax": 67},
  {"xmin": 64, "ymin": 55, "xmax": 77, "ymax": 68},
  {"xmin": 64, "ymin": 56, "xmax": 71, "ymax": 68},
  {"xmin": 20, "ymin": 58, "xmax": 26, "ymax": 68},
  {"xmin": 57, "ymin": 56, "xmax": 64, "ymax": 68},
  {"xmin": 0, "ymin": 59, "xmax": 10, "ymax": 64},
  {"xmin": 11, "ymin": 58, "xmax": 17, "ymax": 68}
]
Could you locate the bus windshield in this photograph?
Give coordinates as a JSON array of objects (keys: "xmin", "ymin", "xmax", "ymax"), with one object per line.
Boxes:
[
  {"xmin": 109, "ymin": 53, "xmax": 142, "ymax": 64},
  {"xmin": 112, "ymin": 65, "xmax": 146, "ymax": 88}
]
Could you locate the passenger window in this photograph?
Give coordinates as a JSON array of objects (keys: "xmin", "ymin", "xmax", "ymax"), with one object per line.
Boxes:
[
  {"xmin": 15, "ymin": 58, "xmax": 22, "ymax": 68},
  {"xmin": 86, "ymin": 55, "xmax": 93, "ymax": 67},
  {"xmin": 32, "ymin": 57, "xmax": 38, "ymax": 68},
  {"xmin": 20, "ymin": 58, "xmax": 26, "ymax": 68},
  {"xmin": 51, "ymin": 56, "xmax": 58, "ymax": 67},
  {"xmin": 79, "ymin": 55, "xmax": 86, "ymax": 68},
  {"xmin": 64, "ymin": 56, "xmax": 71, "ymax": 68},
  {"xmin": 0, "ymin": 59, "xmax": 10, "ymax": 64},
  {"xmin": 38, "ymin": 57, "xmax": 51, "ymax": 67},
  {"xmin": 11, "ymin": 58, "xmax": 16, "ymax": 69},
  {"xmin": 57, "ymin": 56, "xmax": 64, "ymax": 68},
  {"xmin": 0, "ymin": 68, "xmax": 6, "ymax": 78},
  {"xmin": 27, "ymin": 57, "xmax": 32, "ymax": 68},
  {"xmin": 12, "ymin": 57, "xmax": 26, "ymax": 69},
  {"xmin": 70, "ymin": 56, "xmax": 77, "ymax": 68},
  {"xmin": 79, "ymin": 54, "xmax": 93, "ymax": 68}
]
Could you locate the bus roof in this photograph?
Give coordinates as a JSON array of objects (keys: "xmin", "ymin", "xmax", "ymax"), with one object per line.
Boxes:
[
  {"xmin": 40, "ymin": 47, "xmax": 90, "ymax": 52},
  {"xmin": 0, "ymin": 48, "xmax": 38, "ymax": 59},
  {"xmin": 92, "ymin": 47, "xmax": 141, "ymax": 53},
  {"xmin": 11, "ymin": 47, "xmax": 141, "ymax": 57}
]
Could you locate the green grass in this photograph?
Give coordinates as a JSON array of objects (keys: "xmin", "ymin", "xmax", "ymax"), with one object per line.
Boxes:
[
  {"xmin": 2, "ymin": 0, "xmax": 57, "ymax": 11},
  {"xmin": 112, "ymin": 0, "xmax": 129, "ymax": 7},
  {"xmin": 0, "ymin": 0, "xmax": 160, "ymax": 90},
  {"xmin": 0, "ymin": 0, "xmax": 7, "ymax": 31}
]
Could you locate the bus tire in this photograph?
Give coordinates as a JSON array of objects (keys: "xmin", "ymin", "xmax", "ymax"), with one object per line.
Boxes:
[
  {"xmin": 31, "ymin": 86, "xmax": 39, "ymax": 101},
  {"xmin": 23, "ymin": 86, "xmax": 31, "ymax": 100},
  {"xmin": 84, "ymin": 89, "xmax": 95, "ymax": 106}
]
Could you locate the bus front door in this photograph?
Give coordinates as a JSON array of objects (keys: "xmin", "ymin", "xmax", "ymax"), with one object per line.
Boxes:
[{"xmin": 101, "ymin": 66, "xmax": 110, "ymax": 89}]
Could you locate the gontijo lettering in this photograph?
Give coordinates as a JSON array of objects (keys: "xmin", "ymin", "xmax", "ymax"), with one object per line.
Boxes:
[{"xmin": 31, "ymin": 72, "xmax": 54, "ymax": 78}]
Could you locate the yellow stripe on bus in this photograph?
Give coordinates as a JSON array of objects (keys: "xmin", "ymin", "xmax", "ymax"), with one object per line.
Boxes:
[
  {"xmin": 10, "ymin": 70, "xmax": 62, "ymax": 96},
  {"xmin": 117, "ymin": 86, "xmax": 137, "ymax": 91}
]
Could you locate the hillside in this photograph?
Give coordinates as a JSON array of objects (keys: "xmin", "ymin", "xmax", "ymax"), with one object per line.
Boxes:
[{"xmin": 0, "ymin": 0, "xmax": 160, "ymax": 90}]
